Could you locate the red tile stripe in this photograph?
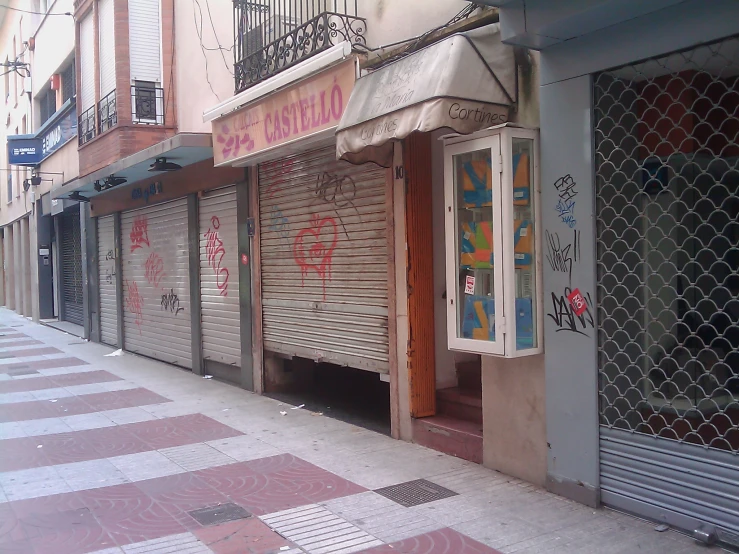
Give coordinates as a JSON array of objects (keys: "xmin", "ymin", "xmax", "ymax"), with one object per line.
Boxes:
[
  {"xmin": 0, "ymin": 452, "xmax": 362, "ymax": 553},
  {"xmin": 0, "ymin": 346, "xmax": 63, "ymax": 358},
  {"xmin": 0, "ymin": 370, "xmax": 124, "ymax": 394},
  {"xmin": 0, "ymin": 413, "xmax": 241, "ymax": 472},
  {"xmin": 0, "ymin": 358, "xmax": 89, "ymax": 375},
  {"xmin": 0, "ymin": 388, "xmax": 170, "ymax": 426},
  {"xmin": 0, "ymin": 340, "xmax": 43, "ymax": 348}
]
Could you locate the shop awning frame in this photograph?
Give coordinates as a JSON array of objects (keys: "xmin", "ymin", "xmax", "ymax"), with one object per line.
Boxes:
[
  {"xmin": 336, "ymin": 23, "xmax": 517, "ymax": 166},
  {"xmin": 52, "ymin": 133, "xmax": 214, "ymax": 201}
]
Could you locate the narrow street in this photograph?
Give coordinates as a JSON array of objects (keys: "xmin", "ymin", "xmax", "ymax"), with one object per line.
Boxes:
[{"xmin": 0, "ymin": 309, "xmax": 709, "ymax": 554}]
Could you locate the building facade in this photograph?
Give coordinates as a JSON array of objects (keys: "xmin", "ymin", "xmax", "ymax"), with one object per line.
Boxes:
[
  {"xmin": 487, "ymin": 0, "xmax": 739, "ymax": 547},
  {"xmin": 1, "ymin": 0, "xmax": 81, "ymax": 329}
]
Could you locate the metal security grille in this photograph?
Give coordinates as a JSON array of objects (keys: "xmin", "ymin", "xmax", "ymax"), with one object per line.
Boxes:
[
  {"xmin": 97, "ymin": 215, "xmax": 118, "ymax": 347},
  {"xmin": 121, "ymin": 199, "xmax": 192, "ymax": 368},
  {"xmin": 594, "ymin": 37, "xmax": 739, "ymax": 539},
  {"xmin": 199, "ymin": 186, "xmax": 240, "ymax": 368},
  {"xmin": 259, "ymin": 144, "xmax": 390, "ymax": 373},
  {"xmin": 59, "ymin": 210, "xmax": 84, "ymax": 327}
]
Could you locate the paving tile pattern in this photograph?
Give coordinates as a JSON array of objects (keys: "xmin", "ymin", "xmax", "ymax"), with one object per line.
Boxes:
[{"xmin": 0, "ymin": 311, "xmax": 713, "ymax": 554}]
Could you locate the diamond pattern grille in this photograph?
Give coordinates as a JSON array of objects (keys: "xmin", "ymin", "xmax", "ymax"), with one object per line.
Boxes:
[{"xmin": 594, "ymin": 37, "xmax": 739, "ymax": 454}]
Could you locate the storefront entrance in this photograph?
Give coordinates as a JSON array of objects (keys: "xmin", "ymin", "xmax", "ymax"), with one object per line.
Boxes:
[{"xmin": 594, "ymin": 37, "xmax": 739, "ymax": 541}]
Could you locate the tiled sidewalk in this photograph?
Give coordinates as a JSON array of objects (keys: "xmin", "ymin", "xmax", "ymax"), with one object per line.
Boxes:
[{"xmin": 0, "ymin": 309, "xmax": 713, "ymax": 554}]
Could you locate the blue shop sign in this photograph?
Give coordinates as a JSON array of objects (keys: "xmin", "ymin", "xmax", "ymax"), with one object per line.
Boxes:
[
  {"xmin": 6, "ymin": 100, "xmax": 77, "ymax": 166},
  {"xmin": 7, "ymin": 135, "xmax": 42, "ymax": 165}
]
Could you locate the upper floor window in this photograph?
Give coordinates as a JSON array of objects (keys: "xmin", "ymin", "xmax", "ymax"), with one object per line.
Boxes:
[
  {"xmin": 39, "ymin": 87, "xmax": 57, "ymax": 126},
  {"xmin": 61, "ymin": 60, "xmax": 76, "ymax": 105}
]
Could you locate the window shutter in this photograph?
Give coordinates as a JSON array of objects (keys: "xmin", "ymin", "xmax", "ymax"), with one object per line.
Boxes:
[
  {"xmin": 79, "ymin": 14, "xmax": 95, "ymax": 111},
  {"xmin": 128, "ymin": 0, "xmax": 162, "ymax": 84},
  {"xmin": 98, "ymin": 0, "xmax": 116, "ymax": 98}
]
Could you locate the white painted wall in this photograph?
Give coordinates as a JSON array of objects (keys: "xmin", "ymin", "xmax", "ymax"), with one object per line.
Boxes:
[
  {"xmin": 30, "ymin": 0, "xmax": 75, "ymax": 99},
  {"xmin": 174, "ymin": 0, "xmax": 234, "ymax": 133},
  {"xmin": 358, "ymin": 0, "xmax": 474, "ymax": 50}
]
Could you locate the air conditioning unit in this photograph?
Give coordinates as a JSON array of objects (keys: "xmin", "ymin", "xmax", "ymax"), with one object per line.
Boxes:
[{"xmin": 244, "ymin": 14, "xmax": 299, "ymax": 64}]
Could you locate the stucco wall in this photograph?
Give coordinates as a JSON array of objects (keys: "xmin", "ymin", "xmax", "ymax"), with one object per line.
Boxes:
[
  {"xmin": 174, "ymin": 0, "xmax": 234, "ymax": 133},
  {"xmin": 359, "ymin": 0, "xmax": 473, "ymax": 50},
  {"xmin": 30, "ymin": 0, "xmax": 75, "ymax": 101},
  {"xmin": 482, "ymin": 354, "xmax": 546, "ymax": 486}
]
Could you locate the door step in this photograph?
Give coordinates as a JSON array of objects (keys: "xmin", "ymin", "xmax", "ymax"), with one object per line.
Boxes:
[
  {"xmin": 437, "ymin": 387, "xmax": 483, "ymax": 424},
  {"xmin": 412, "ymin": 415, "xmax": 483, "ymax": 464}
]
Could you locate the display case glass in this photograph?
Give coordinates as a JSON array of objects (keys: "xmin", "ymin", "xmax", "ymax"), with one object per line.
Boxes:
[{"xmin": 444, "ymin": 127, "xmax": 541, "ymax": 358}]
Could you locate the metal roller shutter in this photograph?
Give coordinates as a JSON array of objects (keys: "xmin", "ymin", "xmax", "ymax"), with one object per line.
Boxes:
[
  {"xmin": 199, "ymin": 186, "xmax": 240, "ymax": 367},
  {"xmin": 258, "ymin": 144, "xmax": 390, "ymax": 373},
  {"xmin": 97, "ymin": 215, "xmax": 118, "ymax": 346},
  {"xmin": 594, "ymin": 37, "xmax": 739, "ymax": 545},
  {"xmin": 121, "ymin": 198, "xmax": 192, "ymax": 368},
  {"xmin": 60, "ymin": 210, "xmax": 84, "ymax": 327}
]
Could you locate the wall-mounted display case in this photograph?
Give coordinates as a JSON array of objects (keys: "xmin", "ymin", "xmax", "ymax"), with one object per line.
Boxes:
[{"xmin": 443, "ymin": 126, "xmax": 542, "ymax": 357}]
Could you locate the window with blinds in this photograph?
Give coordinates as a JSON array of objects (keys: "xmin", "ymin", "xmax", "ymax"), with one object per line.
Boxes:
[
  {"xmin": 39, "ymin": 88, "xmax": 56, "ymax": 125},
  {"xmin": 61, "ymin": 60, "xmax": 76, "ymax": 104}
]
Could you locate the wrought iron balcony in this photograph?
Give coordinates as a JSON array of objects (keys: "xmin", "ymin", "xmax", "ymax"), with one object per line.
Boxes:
[
  {"xmin": 78, "ymin": 105, "xmax": 96, "ymax": 146},
  {"xmin": 234, "ymin": 0, "xmax": 366, "ymax": 93},
  {"xmin": 98, "ymin": 90, "xmax": 117, "ymax": 134},
  {"xmin": 131, "ymin": 82, "xmax": 165, "ymax": 125}
]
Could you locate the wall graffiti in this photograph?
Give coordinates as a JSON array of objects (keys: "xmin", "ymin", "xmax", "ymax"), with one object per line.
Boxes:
[
  {"xmin": 262, "ymin": 159, "xmax": 295, "ymax": 198},
  {"xmin": 204, "ymin": 216, "xmax": 230, "ymax": 296},
  {"xmin": 313, "ymin": 171, "xmax": 359, "ymax": 239},
  {"xmin": 105, "ymin": 249, "xmax": 116, "ymax": 261},
  {"xmin": 130, "ymin": 215, "xmax": 150, "ymax": 252},
  {"xmin": 266, "ymin": 205, "xmax": 290, "ymax": 245},
  {"xmin": 293, "ymin": 213, "xmax": 338, "ymax": 302},
  {"xmin": 144, "ymin": 252, "xmax": 165, "ymax": 288},
  {"xmin": 161, "ymin": 289, "xmax": 184, "ymax": 315},
  {"xmin": 545, "ymin": 230, "xmax": 581, "ymax": 286},
  {"xmin": 553, "ymin": 174, "xmax": 578, "ymax": 228},
  {"xmin": 124, "ymin": 280, "xmax": 144, "ymax": 333},
  {"xmin": 547, "ymin": 287, "xmax": 594, "ymax": 336}
]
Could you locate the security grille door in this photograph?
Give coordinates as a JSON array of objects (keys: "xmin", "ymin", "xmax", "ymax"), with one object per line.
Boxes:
[
  {"xmin": 60, "ymin": 210, "xmax": 84, "ymax": 326},
  {"xmin": 594, "ymin": 37, "xmax": 739, "ymax": 543},
  {"xmin": 121, "ymin": 199, "xmax": 192, "ymax": 368},
  {"xmin": 199, "ymin": 187, "xmax": 240, "ymax": 367},
  {"xmin": 97, "ymin": 215, "xmax": 118, "ymax": 346},
  {"xmin": 259, "ymin": 145, "xmax": 390, "ymax": 373}
]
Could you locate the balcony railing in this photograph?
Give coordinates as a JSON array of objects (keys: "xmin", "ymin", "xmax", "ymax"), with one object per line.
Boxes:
[
  {"xmin": 78, "ymin": 105, "xmax": 96, "ymax": 146},
  {"xmin": 98, "ymin": 90, "xmax": 117, "ymax": 134},
  {"xmin": 234, "ymin": 0, "xmax": 366, "ymax": 93},
  {"xmin": 131, "ymin": 83, "xmax": 165, "ymax": 125}
]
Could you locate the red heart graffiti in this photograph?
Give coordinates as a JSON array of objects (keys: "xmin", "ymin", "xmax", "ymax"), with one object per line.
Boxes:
[{"xmin": 293, "ymin": 215, "xmax": 338, "ymax": 301}]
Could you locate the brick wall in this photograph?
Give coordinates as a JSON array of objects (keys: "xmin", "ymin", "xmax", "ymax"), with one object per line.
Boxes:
[{"xmin": 76, "ymin": 0, "xmax": 179, "ymax": 178}]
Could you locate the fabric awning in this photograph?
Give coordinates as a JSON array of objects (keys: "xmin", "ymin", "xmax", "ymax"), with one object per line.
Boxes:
[{"xmin": 336, "ymin": 23, "xmax": 516, "ymax": 167}]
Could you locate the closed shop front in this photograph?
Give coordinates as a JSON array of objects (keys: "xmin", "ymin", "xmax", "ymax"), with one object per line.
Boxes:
[
  {"xmin": 199, "ymin": 186, "xmax": 240, "ymax": 370},
  {"xmin": 594, "ymin": 38, "xmax": 739, "ymax": 541},
  {"xmin": 121, "ymin": 198, "xmax": 192, "ymax": 368},
  {"xmin": 97, "ymin": 215, "xmax": 118, "ymax": 346},
  {"xmin": 258, "ymin": 144, "xmax": 390, "ymax": 373},
  {"xmin": 59, "ymin": 208, "xmax": 84, "ymax": 326}
]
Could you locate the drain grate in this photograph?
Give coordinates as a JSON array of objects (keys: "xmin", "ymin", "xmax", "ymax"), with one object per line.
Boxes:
[
  {"xmin": 187, "ymin": 503, "xmax": 251, "ymax": 527},
  {"xmin": 374, "ymin": 479, "xmax": 458, "ymax": 507}
]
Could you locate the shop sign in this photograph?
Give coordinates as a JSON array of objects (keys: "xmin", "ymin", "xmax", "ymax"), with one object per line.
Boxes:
[
  {"xmin": 7, "ymin": 136, "xmax": 42, "ymax": 166},
  {"xmin": 40, "ymin": 105, "xmax": 77, "ymax": 159},
  {"xmin": 131, "ymin": 182, "xmax": 164, "ymax": 204},
  {"xmin": 6, "ymin": 104, "xmax": 77, "ymax": 166},
  {"xmin": 212, "ymin": 59, "xmax": 356, "ymax": 165}
]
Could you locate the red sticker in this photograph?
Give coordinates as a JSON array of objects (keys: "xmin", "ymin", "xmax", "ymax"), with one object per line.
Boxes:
[
  {"xmin": 567, "ymin": 288, "xmax": 588, "ymax": 317},
  {"xmin": 241, "ymin": 253, "xmax": 249, "ymax": 265}
]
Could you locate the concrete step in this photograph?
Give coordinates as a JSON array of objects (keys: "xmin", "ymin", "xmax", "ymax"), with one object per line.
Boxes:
[
  {"xmin": 437, "ymin": 387, "xmax": 483, "ymax": 424},
  {"xmin": 412, "ymin": 415, "xmax": 483, "ymax": 464}
]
